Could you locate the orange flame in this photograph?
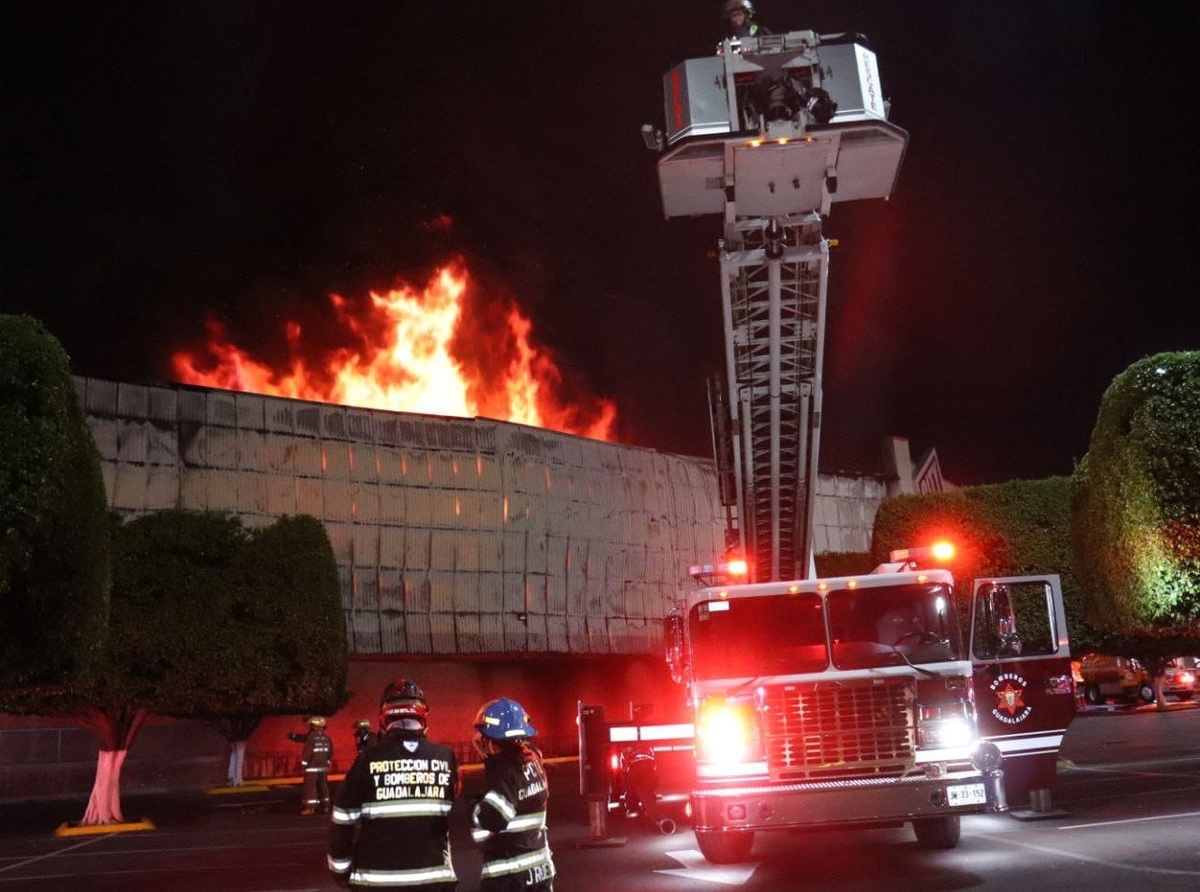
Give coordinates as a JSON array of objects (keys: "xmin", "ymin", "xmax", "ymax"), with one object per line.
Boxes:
[{"xmin": 171, "ymin": 261, "xmax": 616, "ymax": 440}]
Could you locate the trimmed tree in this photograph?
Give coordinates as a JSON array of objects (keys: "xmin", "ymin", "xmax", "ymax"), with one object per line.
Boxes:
[
  {"xmin": 83, "ymin": 510, "xmax": 248, "ymax": 824},
  {"xmin": 1071, "ymin": 351, "xmax": 1200, "ymax": 703},
  {"xmin": 184, "ymin": 514, "xmax": 348, "ymax": 786},
  {"xmin": 0, "ymin": 314, "xmax": 110, "ymax": 709},
  {"xmin": 86, "ymin": 510, "xmax": 350, "ymax": 822}
]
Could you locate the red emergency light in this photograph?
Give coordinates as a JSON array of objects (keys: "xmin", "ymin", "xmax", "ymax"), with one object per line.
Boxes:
[
  {"xmin": 688, "ymin": 554, "xmax": 751, "ymax": 586},
  {"xmin": 886, "ymin": 540, "xmax": 956, "ymax": 570}
]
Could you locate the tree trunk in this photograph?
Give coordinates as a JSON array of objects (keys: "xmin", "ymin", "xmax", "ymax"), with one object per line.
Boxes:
[
  {"xmin": 227, "ymin": 740, "xmax": 247, "ymax": 786},
  {"xmin": 77, "ymin": 705, "xmax": 148, "ymax": 826},
  {"xmin": 210, "ymin": 715, "xmax": 262, "ymax": 787},
  {"xmin": 82, "ymin": 749, "xmax": 128, "ymax": 824},
  {"xmin": 1154, "ymin": 673, "xmax": 1168, "ymax": 710}
]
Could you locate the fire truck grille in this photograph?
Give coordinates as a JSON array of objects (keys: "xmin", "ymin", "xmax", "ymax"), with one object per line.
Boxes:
[{"xmin": 762, "ymin": 679, "xmax": 915, "ymax": 780}]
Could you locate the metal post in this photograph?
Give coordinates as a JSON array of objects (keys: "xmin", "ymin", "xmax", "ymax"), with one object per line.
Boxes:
[
  {"xmin": 1029, "ymin": 788, "xmax": 1052, "ymax": 813},
  {"xmin": 588, "ymin": 799, "xmax": 608, "ymax": 840},
  {"xmin": 1010, "ymin": 785, "xmax": 1067, "ymax": 821}
]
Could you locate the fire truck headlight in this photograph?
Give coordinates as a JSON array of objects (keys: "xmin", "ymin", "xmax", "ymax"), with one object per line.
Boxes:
[
  {"xmin": 697, "ymin": 701, "xmax": 759, "ymax": 765},
  {"xmin": 917, "ymin": 703, "xmax": 975, "ymax": 750},
  {"xmin": 970, "ymin": 741, "xmax": 1004, "ymax": 774}
]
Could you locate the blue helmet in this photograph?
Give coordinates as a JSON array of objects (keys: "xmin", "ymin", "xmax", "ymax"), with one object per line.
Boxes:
[{"xmin": 474, "ymin": 697, "xmax": 537, "ymax": 740}]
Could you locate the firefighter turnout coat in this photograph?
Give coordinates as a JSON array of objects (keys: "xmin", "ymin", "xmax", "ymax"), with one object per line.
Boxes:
[
  {"xmin": 472, "ymin": 745, "xmax": 556, "ymax": 890},
  {"xmin": 329, "ymin": 729, "xmax": 462, "ymax": 889},
  {"xmin": 300, "ymin": 729, "xmax": 333, "ymax": 774},
  {"xmin": 298, "ymin": 727, "xmax": 333, "ymax": 811}
]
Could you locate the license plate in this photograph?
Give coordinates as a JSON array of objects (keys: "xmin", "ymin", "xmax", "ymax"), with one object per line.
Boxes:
[{"xmin": 946, "ymin": 783, "xmax": 987, "ymax": 807}]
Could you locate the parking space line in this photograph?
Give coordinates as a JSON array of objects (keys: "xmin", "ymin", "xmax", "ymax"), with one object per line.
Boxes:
[
  {"xmin": 977, "ymin": 833, "xmax": 1200, "ymax": 877},
  {"xmin": 1060, "ymin": 811, "xmax": 1200, "ymax": 830},
  {"xmin": 0, "ymin": 833, "xmax": 111, "ymax": 875},
  {"xmin": 1064, "ymin": 764, "xmax": 1200, "ymax": 781},
  {"xmin": 1065, "ymin": 755, "xmax": 1200, "ymax": 770}
]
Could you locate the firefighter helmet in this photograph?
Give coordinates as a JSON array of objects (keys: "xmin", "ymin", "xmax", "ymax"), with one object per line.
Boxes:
[
  {"xmin": 379, "ymin": 678, "xmax": 429, "ymax": 731},
  {"xmin": 355, "ymin": 719, "xmax": 371, "ymax": 730},
  {"xmin": 474, "ymin": 697, "xmax": 537, "ymax": 740},
  {"xmin": 308, "ymin": 716, "xmax": 327, "ymax": 728}
]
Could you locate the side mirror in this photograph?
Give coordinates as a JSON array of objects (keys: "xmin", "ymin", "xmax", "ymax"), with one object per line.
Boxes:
[{"xmin": 663, "ymin": 613, "xmax": 686, "ymax": 684}]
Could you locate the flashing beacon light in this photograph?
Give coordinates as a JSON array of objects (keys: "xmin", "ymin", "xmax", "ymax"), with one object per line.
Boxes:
[
  {"xmin": 887, "ymin": 540, "xmax": 957, "ymax": 570},
  {"xmin": 688, "ymin": 553, "xmax": 750, "ymax": 586},
  {"xmin": 930, "ymin": 540, "xmax": 956, "ymax": 562},
  {"xmin": 725, "ymin": 557, "xmax": 749, "ymax": 577}
]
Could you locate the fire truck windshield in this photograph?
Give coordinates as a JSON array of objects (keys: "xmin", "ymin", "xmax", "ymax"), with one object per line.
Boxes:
[
  {"xmin": 688, "ymin": 593, "xmax": 827, "ymax": 680},
  {"xmin": 827, "ymin": 582, "xmax": 961, "ymax": 670}
]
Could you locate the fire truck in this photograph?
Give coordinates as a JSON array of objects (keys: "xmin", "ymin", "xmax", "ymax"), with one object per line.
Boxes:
[
  {"xmin": 660, "ymin": 551, "xmax": 1075, "ymax": 863},
  {"xmin": 578, "ymin": 29, "xmax": 1076, "ymax": 863}
]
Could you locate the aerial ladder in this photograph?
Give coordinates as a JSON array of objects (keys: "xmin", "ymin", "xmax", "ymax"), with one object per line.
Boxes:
[
  {"xmin": 577, "ymin": 35, "xmax": 1073, "ymax": 853},
  {"xmin": 645, "ymin": 30, "xmax": 908, "ymax": 581}
]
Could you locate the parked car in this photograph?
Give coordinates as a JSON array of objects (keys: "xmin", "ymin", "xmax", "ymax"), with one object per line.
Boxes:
[
  {"xmin": 1077, "ymin": 653, "xmax": 1154, "ymax": 705},
  {"xmin": 1162, "ymin": 657, "xmax": 1197, "ymax": 701}
]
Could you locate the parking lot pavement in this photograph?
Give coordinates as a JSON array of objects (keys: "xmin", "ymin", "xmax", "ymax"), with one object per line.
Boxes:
[
  {"xmin": 2, "ymin": 706, "xmax": 1193, "ymax": 841},
  {"xmin": 0, "ymin": 785, "xmax": 270, "ymax": 838},
  {"xmin": 1073, "ymin": 698, "xmax": 1198, "ymax": 716},
  {"xmin": 0, "ymin": 757, "xmax": 585, "ymax": 840}
]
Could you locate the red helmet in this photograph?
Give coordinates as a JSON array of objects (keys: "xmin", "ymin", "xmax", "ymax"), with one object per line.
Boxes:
[{"xmin": 379, "ymin": 678, "xmax": 429, "ymax": 732}]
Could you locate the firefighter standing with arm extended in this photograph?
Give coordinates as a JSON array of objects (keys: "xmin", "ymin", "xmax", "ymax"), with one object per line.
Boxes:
[
  {"xmin": 288, "ymin": 716, "xmax": 333, "ymax": 816},
  {"xmin": 328, "ymin": 679, "xmax": 461, "ymax": 890},
  {"xmin": 471, "ymin": 697, "xmax": 556, "ymax": 892}
]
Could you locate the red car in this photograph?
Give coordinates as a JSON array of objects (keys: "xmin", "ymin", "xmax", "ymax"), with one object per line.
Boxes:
[{"xmin": 1163, "ymin": 657, "xmax": 1197, "ymax": 701}]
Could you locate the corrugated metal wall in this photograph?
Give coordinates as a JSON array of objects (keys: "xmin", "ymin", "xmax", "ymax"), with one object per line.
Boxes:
[
  {"xmin": 811, "ymin": 473, "xmax": 889, "ymax": 554},
  {"xmin": 75, "ymin": 377, "xmax": 886, "ymax": 657}
]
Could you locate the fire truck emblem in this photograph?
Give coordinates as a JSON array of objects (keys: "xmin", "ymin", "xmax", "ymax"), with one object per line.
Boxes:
[{"xmin": 990, "ymin": 672, "xmax": 1032, "ymax": 724}]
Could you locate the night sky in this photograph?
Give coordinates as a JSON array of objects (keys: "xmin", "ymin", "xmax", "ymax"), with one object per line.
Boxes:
[{"xmin": 7, "ymin": 2, "xmax": 1198, "ymax": 486}]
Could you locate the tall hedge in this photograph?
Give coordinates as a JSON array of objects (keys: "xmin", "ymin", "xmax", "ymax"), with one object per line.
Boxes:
[
  {"xmin": 871, "ymin": 476, "xmax": 1106, "ymax": 654},
  {"xmin": 0, "ymin": 315, "xmax": 110, "ymax": 705},
  {"xmin": 1071, "ymin": 351, "xmax": 1200, "ymax": 637}
]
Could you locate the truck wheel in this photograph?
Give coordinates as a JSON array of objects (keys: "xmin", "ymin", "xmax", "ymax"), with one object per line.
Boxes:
[
  {"xmin": 912, "ymin": 815, "xmax": 961, "ymax": 849},
  {"xmin": 1083, "ymin": 685, "xmax": 1104, "ymax": 705},
  {"xmin": 695, "ymin": 830, "xmax": 755, "ymax": 863},
  {"xmin": 1139, "ymin": 684, "xmax": 1155, "ymax": 703}
]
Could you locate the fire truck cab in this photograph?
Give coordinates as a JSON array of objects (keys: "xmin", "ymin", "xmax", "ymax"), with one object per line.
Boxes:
[{"xmin": 660, "ymin": 553, "xmax": 1074, "ymax": 863}]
